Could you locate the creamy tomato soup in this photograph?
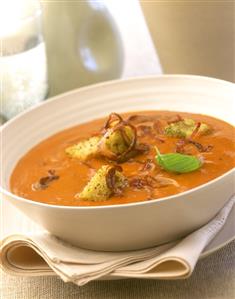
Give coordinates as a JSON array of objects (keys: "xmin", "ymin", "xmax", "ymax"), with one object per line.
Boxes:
[{"xmin": 10, "ymin": 111, "xmax": 235, "ymax": 206}]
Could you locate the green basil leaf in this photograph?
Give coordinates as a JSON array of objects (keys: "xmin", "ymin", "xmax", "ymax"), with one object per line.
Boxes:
[{"xmin": 155, "ymin": 147, "xmax": 202, "ymax": 173}]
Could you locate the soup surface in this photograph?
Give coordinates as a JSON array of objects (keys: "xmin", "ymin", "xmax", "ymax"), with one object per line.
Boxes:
[{"xmin": 10, "ymin": 111, "xmax": 235, "ymax": 206}]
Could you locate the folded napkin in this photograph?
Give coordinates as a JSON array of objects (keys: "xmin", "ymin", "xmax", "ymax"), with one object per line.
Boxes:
[{"xmin": 1, "ymin": 195, "xmax": 234, "ymax": 286}]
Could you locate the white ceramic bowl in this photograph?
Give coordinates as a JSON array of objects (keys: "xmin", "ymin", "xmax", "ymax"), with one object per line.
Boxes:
[{"xmin": 1, "ymin": 75, "xmax": 235, "ymax": 251}]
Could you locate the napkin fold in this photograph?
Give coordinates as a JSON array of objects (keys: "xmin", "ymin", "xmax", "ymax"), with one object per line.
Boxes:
[{"xmin": 1, "ymin": 195, "xmax": 234, "ymax": 286}]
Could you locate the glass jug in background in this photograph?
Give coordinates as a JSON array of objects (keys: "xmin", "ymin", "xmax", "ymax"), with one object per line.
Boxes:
[
  {"xmin": 41, "ymin": 0, "xmax": 124, "ymax": 96},
  {"xmin": 0, "ymin": 0, "xmax": 48, "ymax": 120}
]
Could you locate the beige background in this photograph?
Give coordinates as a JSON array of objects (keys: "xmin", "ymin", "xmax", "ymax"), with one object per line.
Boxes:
[{"xmin": 141, "ymin": 0, "xmax": 235, "ymax": 82}]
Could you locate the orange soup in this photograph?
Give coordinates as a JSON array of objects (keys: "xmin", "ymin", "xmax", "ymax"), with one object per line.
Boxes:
[{"xmin": 10, "ymin": 111, "xmax": 235, "ymax": 206}]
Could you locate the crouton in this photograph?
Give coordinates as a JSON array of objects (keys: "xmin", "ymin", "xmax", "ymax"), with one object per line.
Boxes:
[
  {"xmin": 103, "ymin": 126, "xmax": 135, "ymax": 156},
  {"xmin": 78, "ymin": 165, "xmax": 127, "ymax": 201},
  {"xmin": 165, "ymin": 119, "xmax": 211, "ymax": 138},
  {"xmin": 65, "ymin": 136, "xmax": 100, "ymax": 161}
]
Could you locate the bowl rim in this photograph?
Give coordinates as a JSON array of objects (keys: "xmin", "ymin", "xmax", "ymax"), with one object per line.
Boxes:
[
  {"xmin": 1, "ymin": 74, "xmax": 235, "ymax": 210},
  {"xmin": 1, "ymin": 73, "xmax": 234, "ymax": 131}
]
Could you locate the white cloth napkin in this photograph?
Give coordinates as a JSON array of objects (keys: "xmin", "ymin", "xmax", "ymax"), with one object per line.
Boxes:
[{"xmin": 1, "ymin": 195, "xmax": 234, "ymax": 286}]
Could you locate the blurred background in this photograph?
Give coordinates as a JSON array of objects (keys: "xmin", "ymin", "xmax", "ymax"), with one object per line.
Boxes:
[
  {"xmin": 141, "ymin": 0, "xmax": 235, "ymax": 82},
  {"xmin": 0, "ymin": 0, "xmax": 234, "ymax": 123}
]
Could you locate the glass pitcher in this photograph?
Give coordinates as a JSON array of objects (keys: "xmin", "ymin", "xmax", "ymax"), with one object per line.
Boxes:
[
  {"xmin": 41, "ymin": 0, "xmax": 124, "ymax": 96},
  {"xmin": 0, "ymin": 0, "xmax": 48, "ymax": 120}
]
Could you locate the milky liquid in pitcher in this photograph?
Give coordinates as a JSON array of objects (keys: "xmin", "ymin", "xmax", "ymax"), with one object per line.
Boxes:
[{"xmin": 0, "ymin": 41, "xmax": 48, "ymax": 120}]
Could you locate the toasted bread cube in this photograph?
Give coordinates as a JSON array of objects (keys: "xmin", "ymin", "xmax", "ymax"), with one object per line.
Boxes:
[
  {"xmin": 78, "ymin": 165, "xmax": 127, "ymax": 201},
  {"xmin": 165, "ymin": 119, "xmax": 211, "ymax": 138},
  {"xmin": 103, "ymin": 126, "xmax": 135, "ymax": 155},
  {"xmin": 65, "ymin": 136, "xmax": 100, "ymax": 161}
]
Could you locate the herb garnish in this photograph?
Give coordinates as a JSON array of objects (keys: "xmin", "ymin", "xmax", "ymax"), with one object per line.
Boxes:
[{"xmin": 155, "ymin": 147, "xmax": 202, "ymax": 174}]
